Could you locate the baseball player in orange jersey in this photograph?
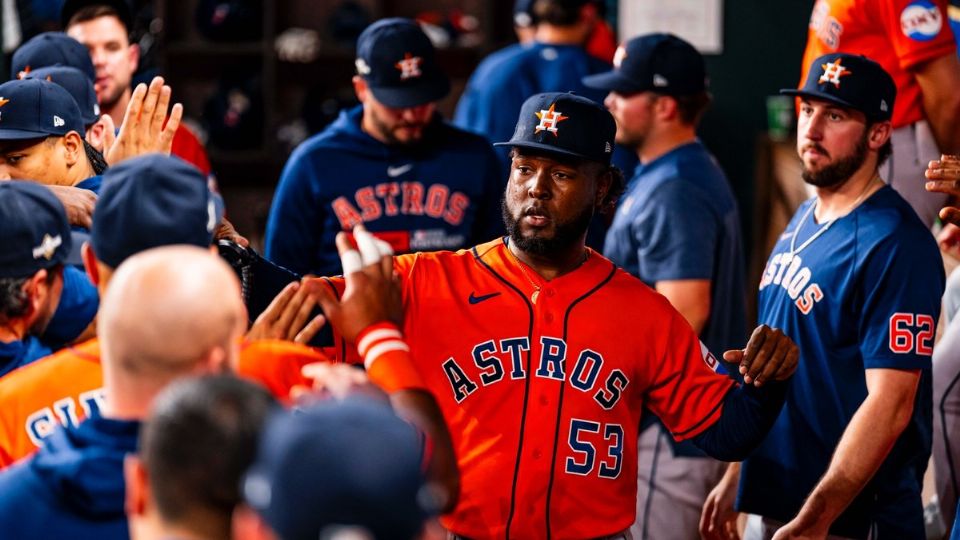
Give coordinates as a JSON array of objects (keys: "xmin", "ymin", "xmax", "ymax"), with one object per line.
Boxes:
[{"xmin": 308, "ymin": 92, "xmax": 801, "ymax": 539}]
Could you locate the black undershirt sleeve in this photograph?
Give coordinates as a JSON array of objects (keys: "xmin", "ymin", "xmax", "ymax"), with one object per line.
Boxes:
[{"xmin": 690, "ymin": 380, "xmax": 789, "ymax": 462}]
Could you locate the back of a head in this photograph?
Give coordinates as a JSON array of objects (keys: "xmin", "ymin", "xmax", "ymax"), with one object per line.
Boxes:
[
  {"xmin": 242, "ymin": 398, "xmax": 429, "ymax": 540},
  {"xmin": 99, "ymin": 245, "xmax": 244, "ymax": 388},
  {"xmin": 140, "ymin": 375, "xmax": 277, "ymax": 528},
  {"xmin": 532, "ymin": 0, "xmax": 594, "ymax": 27},
  {"xmin": 91, "ymin": 154, "xmax": 224, "ymax": 273}
]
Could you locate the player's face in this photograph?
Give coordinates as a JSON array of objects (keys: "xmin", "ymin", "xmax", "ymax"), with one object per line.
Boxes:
[
  {"xmin": 363, "ymin": 94, "xmax": 437, "ymax": 146},
  {"xmin": 502, "ymin": 150, "xmax": 606, "ymax": 256},
  {"xmin": 67, "ymin": 16, "xmax": 137, "ymax": 111},
  {"xmin": 0, "ymin": 138, "xmax": 70, "ymax": 185},
  {"xmin": 604, "ymin": 91, "xmax": 658, "ymax": 150},
  {"xmin": 797, "ymin": 99, "xmax": 870, "ymax": 188}
]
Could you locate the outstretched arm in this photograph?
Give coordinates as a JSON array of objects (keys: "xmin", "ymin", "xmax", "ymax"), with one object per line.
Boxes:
[{"xmin": 308, "ymin": 225, "xmax": 460, "ymax": 512}]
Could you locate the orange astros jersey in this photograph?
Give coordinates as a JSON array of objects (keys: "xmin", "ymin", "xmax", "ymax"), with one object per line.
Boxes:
[
  {"xmin": 0, "ymin": 338, "xmax": 332, "ymax": 467},
  {"xmin": 327, "ymin": 239, "xmax": 735, "ymax": 539},
  {"xmin": 0, "ymin": 339, "xmax": 104, "ymax": 467},
  {"xmin": 802, "ymin": 0, "xmax": 955, "ymax": 128}
]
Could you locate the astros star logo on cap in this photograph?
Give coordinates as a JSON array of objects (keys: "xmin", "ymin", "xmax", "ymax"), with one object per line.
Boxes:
[
  {"xmin": 535, "ymin": 103, "xmax": 568, "ymax": 136},
  {"xmin": 819, "ymin": 58, "xmax": 851, "ymax": 88},
  {"xmin": 395, "ymin": 53, "xmax": 423, "ymax": 80}
]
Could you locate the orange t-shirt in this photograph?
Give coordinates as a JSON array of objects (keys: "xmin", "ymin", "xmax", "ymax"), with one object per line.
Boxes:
[{"xmin": 802, "ymin": 0, "xmax": 956, "ymax": 127}]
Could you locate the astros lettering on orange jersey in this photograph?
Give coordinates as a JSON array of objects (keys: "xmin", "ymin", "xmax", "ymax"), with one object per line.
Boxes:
[{"xmin": 324, "ymin": 239, "xmax": 735, "ymax": 539}]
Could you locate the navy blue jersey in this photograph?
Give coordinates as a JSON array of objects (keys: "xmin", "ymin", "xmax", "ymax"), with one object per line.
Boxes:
[
  {"xmin": 604, "ymin": 141, "xmax": 747, "ymax": 356},
  {"xmin": 265, "ymin": 106, "xmax": 503, "ymax": 276},
  {"xmin": 739, "ymin": 185, "xmax": 944, "ymax": 538}
]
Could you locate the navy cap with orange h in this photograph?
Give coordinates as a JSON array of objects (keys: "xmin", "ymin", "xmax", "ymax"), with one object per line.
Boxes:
[
  {"xmin": 496, "ymin": 92, "xmax": 617, "ymax": 165},
  {"xmin": 781, "ymin": 53, "xmax": 896, "ymax": 121},
  {"xmin": 355, "ymin": 18, "xmax": 450, "ymax": 109}
]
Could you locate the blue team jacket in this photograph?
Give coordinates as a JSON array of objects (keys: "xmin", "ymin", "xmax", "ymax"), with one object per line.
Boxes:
[{"xmin": 0, "ymin": 416, "xmax": 138, "ymax": 539}]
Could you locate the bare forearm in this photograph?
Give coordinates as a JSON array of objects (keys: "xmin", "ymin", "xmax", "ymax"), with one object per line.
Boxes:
[
  {"xmin": 924, "ymin": 96, "xmax": 960, "ymax": 154},
  {"xmin": 792, "ymin": 393, "xmax": 913, "ymax": 531}
]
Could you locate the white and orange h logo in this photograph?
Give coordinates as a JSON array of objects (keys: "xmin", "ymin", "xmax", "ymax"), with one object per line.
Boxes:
[
  {"xmin": 818, "ymin": 58, "xmax": 851, "ymax": 88},
  {"xmin": 535, "ymin": 103, "xmax": 569, "ymax": 136},
  {"xmin": 395, "ymin": 53, "xmax": 423, "ymax": 80}
]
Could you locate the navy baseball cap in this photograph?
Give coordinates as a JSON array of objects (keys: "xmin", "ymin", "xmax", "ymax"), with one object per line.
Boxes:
[
  {"xmin": 25, "ymin": 66, "xmax": 101, "ymax": 127},
  {"xmin": 0, "ymin": 78, "xmax": 85, "ymax": 141},
  {"xmin": 61, "ymin": 0, "xmax": 133, "ymax": 32},
  {"xmin": 781, "ymin": 53, "xmax": 896, "ymax": 122},
  {"xmin": 514, "ymin": 0, "xmax": 536, "ymax": 27},
  {"xmin": 91, "ymin": 154, "xmax": 225, "ymax": 268},
  {"xmin": 0, "ymin": 181, "xmax": 72, "ymax": 278},
  {"xmin": 583, "ymin": 33, "xmax": 707, "ymax": 96},
  {"xmin": 355, "ymin": 18, "xmax": 450, "ymax": 108},
  {"xmin": 243, "ymin": 398, "xmax": 429, "ymax": 540},
  {"xmin": 495, "ymin": 92, "xmax": 617, "ymax": 165},
  {"xmin": 11, "ymin": 32, "xmax": 96, "ymax": 82}
]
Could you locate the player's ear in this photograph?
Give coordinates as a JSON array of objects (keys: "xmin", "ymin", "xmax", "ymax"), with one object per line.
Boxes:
[
  {"xmin": 123, "ymin": 454, "xmax": 148, "ymax": 517},
  {"xmin": 352, "ymin": 76, "xmax": 369, "ymax": 103},
  {"xmin": 62, "ymin": 131, "xmax": 84, "ymax": 167},
  {"xmin": 867, "ymin": 120, "xmax": 892, "ymax": 152},
  {"xmin": 82, "ymin": 243, "xmax": 99, "ymax": 286}
]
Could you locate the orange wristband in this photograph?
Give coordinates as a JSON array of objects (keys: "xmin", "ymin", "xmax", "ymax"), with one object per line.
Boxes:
[{"xmin": 356, "ymin": 322, "xmax": 426, "ymax": 392}]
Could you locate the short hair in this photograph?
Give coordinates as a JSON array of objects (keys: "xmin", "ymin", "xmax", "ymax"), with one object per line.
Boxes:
[
  {"xmin": 0, "ymin": 264, "xmax": 62, "ymax": 321},
  {"xmin": 68, "ymin": 6, "xmax": 129, "ymax": 35},
  {"xmin": 139, "ymin": 375, "xmax": 277, "ymax": 525},
  {"xmin": 532, "ymin": 0, "xmax": 585, "ymax": 26},
  {"xmin": 671, "ymin": 91, "xmax": 712, "ymax": 126}
]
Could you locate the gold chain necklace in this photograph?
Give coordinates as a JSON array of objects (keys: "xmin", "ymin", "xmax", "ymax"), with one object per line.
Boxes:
[
  {"xmin": 509, "ymin": 249, "xmax": 542, "ymax": 304},
  {"xmin": 505, "ymin": 243, "xmax": 589, "ymax": 304}
]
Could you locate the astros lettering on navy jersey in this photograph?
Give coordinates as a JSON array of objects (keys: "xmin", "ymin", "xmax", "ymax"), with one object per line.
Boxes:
[
  {"xmin": 739, "ymin": 186, "xmax": 944, "ymax": 538},
  {"xmin": 265, "ymin": 106, "xmax": 503, "ymax": 276},
  {"xmin": 327, "ymin": 238, "xmax": 735, "ymax": 538}
]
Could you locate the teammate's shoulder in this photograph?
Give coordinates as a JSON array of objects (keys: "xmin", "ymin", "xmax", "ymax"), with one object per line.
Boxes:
[
  {"xmin": 0, "ymin": 339, "xmax": 100, "ymax": 395},
  {"xmin": 473, "ymin": 43, "xmax": 529, "ymax": 73},
  {"xmin": 858, "ymin": 186, "xmax": 934, "ymax": 237}
]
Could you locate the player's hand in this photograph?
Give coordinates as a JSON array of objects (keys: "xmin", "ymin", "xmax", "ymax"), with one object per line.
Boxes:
[
  {"xmin": 47, "ymin": 185, "xmax": 97, "ymax": 229},
  {"xmin": 214, "ymin": 218, "xmax": 250, "ymax": 248},
  {"xmin": 937, "ymin": 223, "xmax": 960, "ymax": 257},
  {"xmin": 925, "ymin": 154, "xmax": 960, "ymax": 226},
  {"xmin": 699, "ymin": 464, "xmax": 741, "ymax": 540},
  {"xmin": 308, "ymin": 224, "xmax": 403, "ymax": 343},
  {"xmin": 247, "ymin": 278, "xmax": 326, "ymax": 343},
  {"xmin": 102, "ymin": 76, "xmax": 183, "ymax": 166},
  {"xmin": 292, "ymin": 362, "xmax": 389, "ymax": 404},
  {"xmin": 769, "ymin": 518, "xmax": 828, "ymax": 540},
  {"xmin": 725, "ymin": 325, "xmax": 798, "ymax": 387}
]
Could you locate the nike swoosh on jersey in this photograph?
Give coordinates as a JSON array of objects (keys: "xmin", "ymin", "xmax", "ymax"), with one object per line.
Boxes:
[
  {"xmin": 468, "ymin": 291, "xmax": 501, "ymax": 305},
  {"xmin": 387, "ymin": 163, "xmax": 414, "ymax": 177}
]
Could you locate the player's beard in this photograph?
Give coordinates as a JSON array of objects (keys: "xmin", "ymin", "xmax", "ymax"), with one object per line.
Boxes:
[
  {"xmin": 369, "ymin": 109, "xmax": 427, "ymax": 147},
  {"xmin": 801, "ymin": 131, "xmax": 869, "ymax": 188},
  {"xmin": 501, "ymin": 197, "xmax": 595, "ymax": 257}
]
